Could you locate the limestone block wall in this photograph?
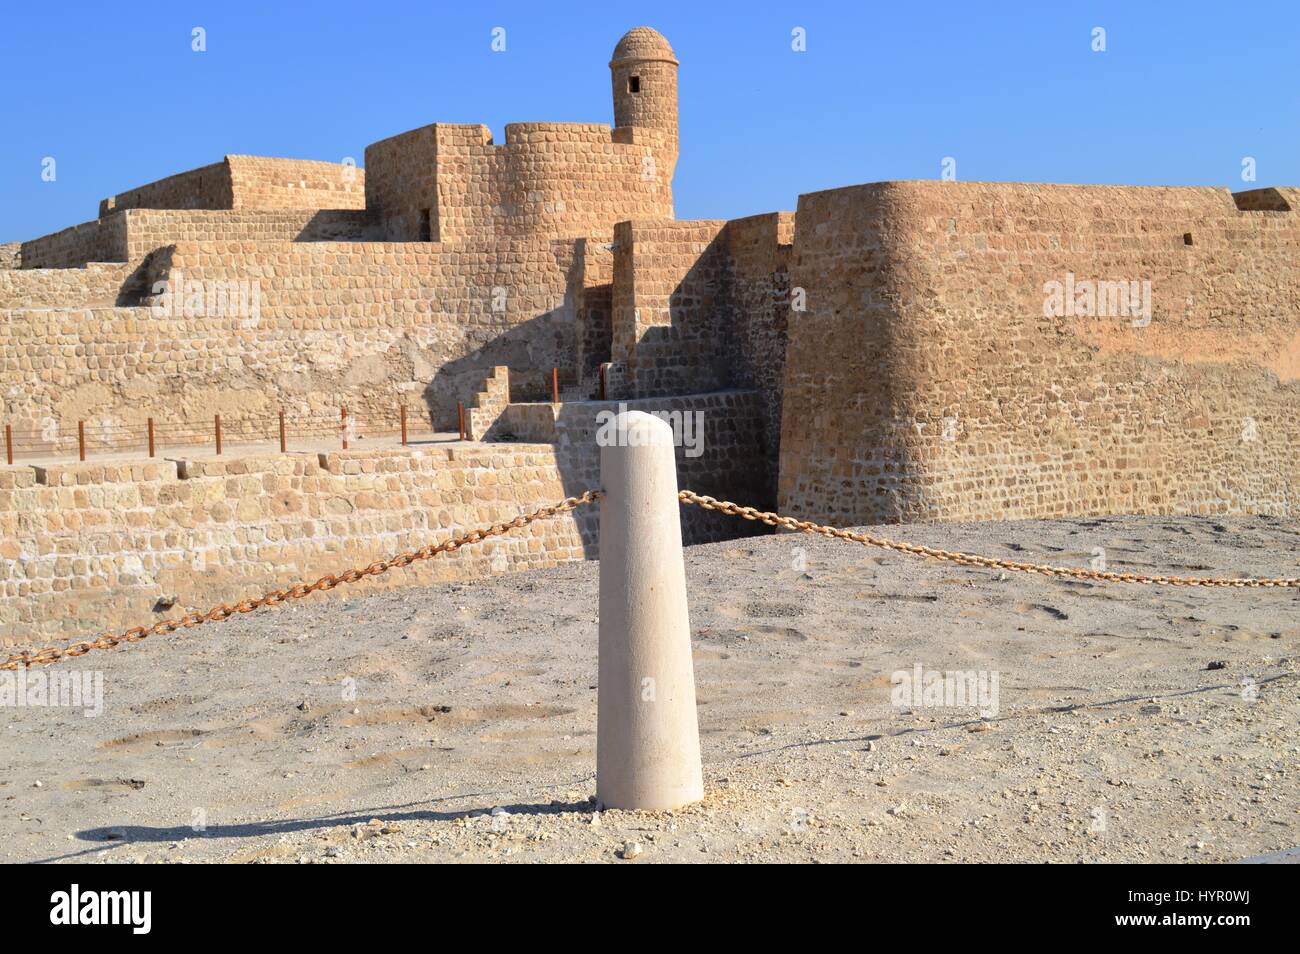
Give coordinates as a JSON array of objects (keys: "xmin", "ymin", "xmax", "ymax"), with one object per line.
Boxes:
[
  {"xmin": 0, "ymin": 445, "xmax": 589, "ymax": 645},
  {"xmin": 611, "ymin": 219, "xmax": 729, "ymax": 397},
  {"xmin": 0, "ymin": 237, "xmax": 583, "ymax": 441},
  {"xmin": 224, "ymin": 156, "xmax": 365, "ymax": 210},
  {"xmin": 154, "ymin": 237, "xmax": 579, "ymax": 421},
  {"xmin": 494, "ymin": 390, "xmax": 769, "ymax": 540},
  {"xmin": 779, "ymin": 180, "xmax": 1300, "ymax": 525},
  {"xmin": 365, "ymin": 122, "xmax": 674, "ymax": 243},
  {"xmin": 607, "ymin": 215, "xmax": 793, "ymax": 502},
  {"xmin": 363, "ymin": 122, "xmax": 441, "ymax": 242},
  {"xmin": 19, "ymin": 213, "xmax": 128, "ymax": 269},
  {"xmin": 0, "ymin": 386, "xmax": 767, "ymax": 645},
  {"xmin": 122, "ymin": 209, "xmax": 379, "ymax": 263},
  {"xmin": 99, "ymin": 156, "xmax": 365, "ymax": 216},
  {"xmin": 0, "ymin": 264, "xmax": 133, "ymax": 309},
  {"xmin": 719, "ymin": 212, "xmax": 794, "ymax": 501},
  {"xmin": 19, "ymin": 209, "xmax": 379, "ymax": 272},
  {"xmin": 99, "ymin": 161, "xmax": 232, "ymax": 215},
  {"xmin": 573, "ymin": 238, "xmax": 614, "ymax": 392},
  {"xmin": 0, "ymin": 244, "xmax": 20, "ymax": 269}
]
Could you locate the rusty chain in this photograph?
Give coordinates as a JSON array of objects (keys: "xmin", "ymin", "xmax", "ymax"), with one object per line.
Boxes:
[
  {"xmin": 7, "ymin": 486, "xmax": 1297, "ymax": 671},
  {"xmin": 677, "ymin": 490, "xmax": 1300, "ymax": 589},
  {"xmin": 1, "ymin": 490, "xmax": 601, "ymax": 671}
]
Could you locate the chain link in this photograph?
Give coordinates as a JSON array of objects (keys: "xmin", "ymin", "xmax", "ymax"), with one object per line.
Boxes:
[
  {"xmin": 7, "ymin": 486, "xmax": 1296, "ymax": 671},
  {"xmin": 677, "ymin": 490, "xmax": 1300, "ymax": 589},
  {"xmin": 1, "ymin": 491, "xmax": 601, "ymax": 671}
]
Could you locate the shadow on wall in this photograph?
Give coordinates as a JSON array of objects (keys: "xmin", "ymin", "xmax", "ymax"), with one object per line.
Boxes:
[
  {"xmin": 421, "ymin": 237, "xmax": 586, "ymax": 429},
  {"xmin": 289, "ymin": 209, "xmax": 384, "ymax": 242},
  {"xmin": 423, "ymin": 310, "xmax": 571, "ymax": 430},
  {"xmin": 615, "ymin": 229, "xmax": 731, "ymax": 399},
  {"xmin": 521, "ymin": 394, "xmax": 773, "ymax": 560},
  {"xmin": 615, "ymin": 223, "xmax": 791, "ymax": 508}
]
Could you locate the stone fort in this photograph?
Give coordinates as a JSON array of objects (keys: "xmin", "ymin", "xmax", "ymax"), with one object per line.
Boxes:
[{"xmin": 2, "ymin": 27, "xmax": 1298, "ymax": 643}]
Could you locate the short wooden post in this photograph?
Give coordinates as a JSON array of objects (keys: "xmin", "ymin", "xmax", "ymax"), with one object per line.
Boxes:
[
  {"xmin": 597, "ymin": 411, "xmax": 704, "ymax": 810},
  {"xmin": 278, "ymin": 410, "xmax": 286, "ymax": 453},
  {"xmin": 78, "ymin": 421, "xmax": 86, "ymax": 461},
  {"xmin": 552, "ymin": 367, "xmax": 560, "ymax": 404},
  {"xmin": 400, "ymin": 405, "xmax": 408, "ymax": 447},
  {"xmin": 4, "ymin": 424, "xmax": 12, "ymax": 465},
  {"xmin": 214, "ymin": 415, "xmax": 222, "ymax": 456},
  {"xmin": 341, "ymin": 405, "xmax": 349, "ymax": 451},
  {"xmin": 457, "ymin": 401, "xmax": 465, "ymax": 442},
  {"xmin": 147, "ymin": 418, "xmax": 155, "ymax": 458}
]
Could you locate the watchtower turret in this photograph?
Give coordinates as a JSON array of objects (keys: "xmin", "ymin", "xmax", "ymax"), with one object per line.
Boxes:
[{"xmin": 611, "ymin": 27, "xmax": 679, "ymax": 178}]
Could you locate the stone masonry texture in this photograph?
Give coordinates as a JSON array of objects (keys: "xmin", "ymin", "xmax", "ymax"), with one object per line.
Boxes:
[
  {"xmin": 2, "ymin": 28, "xmax": 1298, "ymax": 643},
  {"xmin": 778, "ymin": 181, "xmax": 1300, "ymax": 524}
]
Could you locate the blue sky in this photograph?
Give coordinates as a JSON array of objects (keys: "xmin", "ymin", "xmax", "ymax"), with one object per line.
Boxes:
[{"xmin": 3, "ymin": 0, "xmax": 1297, "ymax": 242}]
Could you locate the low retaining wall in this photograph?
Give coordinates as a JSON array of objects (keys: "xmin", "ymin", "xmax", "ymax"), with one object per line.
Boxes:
[
  {"xmin": 0, "ymin": 388, "xmax": 769, "ymax": 645},
  {"xmin": 0, "ymin": 444, "xmax": 589, "ymax": 646}
]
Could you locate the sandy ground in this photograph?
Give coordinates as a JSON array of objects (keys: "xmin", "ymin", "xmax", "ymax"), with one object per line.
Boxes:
[{"xmin": 2, "ymin": 512, "xmax": 1297, "ymax": 864}]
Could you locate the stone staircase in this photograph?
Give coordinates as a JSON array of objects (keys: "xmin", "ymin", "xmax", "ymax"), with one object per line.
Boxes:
[{"xmin": 465, "ymin": 366, "xmax": 513, "ymax": 441}]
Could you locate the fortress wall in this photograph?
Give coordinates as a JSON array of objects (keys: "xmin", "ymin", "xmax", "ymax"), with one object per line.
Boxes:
[
  {"xmin": 365, "ymin": 122, "xmax": 674, "ymax": 243},
  {"xmin": 573, "ymin": 238, "xmax": 614, "ymax": 391},
  {"xmin": 497, "ymin": 390, "xmax": 769, "ymax": 542},
  {"xmin": 0, "ymin": 264, "xmax": 132, "ymax": 309},
  {"xmin": 99, "ymin": 161, "xmax": 232, "ymax": 215},
  {"xmin": 20, "ymin": 212, "xmax": 128, "ymax": 268},
  {"xmin": 779, "ymin": 180, "xmax": 1300, "ymax": 525},
  {"xmin": 611, "ymin": 219, "xmax": 729, "ymax": 397},
  {"xmin": 224, "ymin": 156, "xmax": 365, "ymax": 210},
  {"xmin": 0, "ymin": 445, "xmax": 589, "ymax": 645},
  {"xmin": 156, "ymin": 237, "xmax": 581, "ymax": 419},
  {"xmin": 122, "ymin": 209, "xmax": 379, "ymax": 262},
  {"xmin": 18, "ymin": 209, "xmax": 378, "ymax": 271},
  {"xmin": 27, "ymin": 169, "xmax": 372, "ymax": 272},
  {"xmin": 607, "ymin": 216, "xmax": 793, "ymax": 503},
  {"xmin": 99, "ymin": 157, "xmax": 365, "ymax": 216},
  {"xmin": 440, "ymin": 123, "xmax": 673, "ymax": 243},
  {"xmin": 364, "ymin": 123, "xmax": 443, "ymax": 241},
  {"xmin": 0, "ymin": 238, "xmax": 582, "ymax": 438},
  {"xmin": 720, "ymin": 212, "xmax": 794, "ymax": 503}
]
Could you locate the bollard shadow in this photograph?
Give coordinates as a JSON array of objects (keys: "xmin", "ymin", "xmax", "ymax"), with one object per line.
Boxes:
[{"xmin": 33, "ymin": 790, "xmax": 597, "ymax": 864}]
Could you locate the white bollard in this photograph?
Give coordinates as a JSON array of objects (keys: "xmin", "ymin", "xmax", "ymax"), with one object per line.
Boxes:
[{"xmin": 597, "ymin": 410, "xmax": 704, "ymax": 811}]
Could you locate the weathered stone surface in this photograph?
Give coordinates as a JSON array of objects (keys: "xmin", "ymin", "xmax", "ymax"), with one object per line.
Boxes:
[
  {"xmin": 3, "ymin": 28, "xmax": 1297, "ymax": 648},
  {"xmin": 779, "ymin": 181, "xmax": 1300, "ymax": 524}
]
